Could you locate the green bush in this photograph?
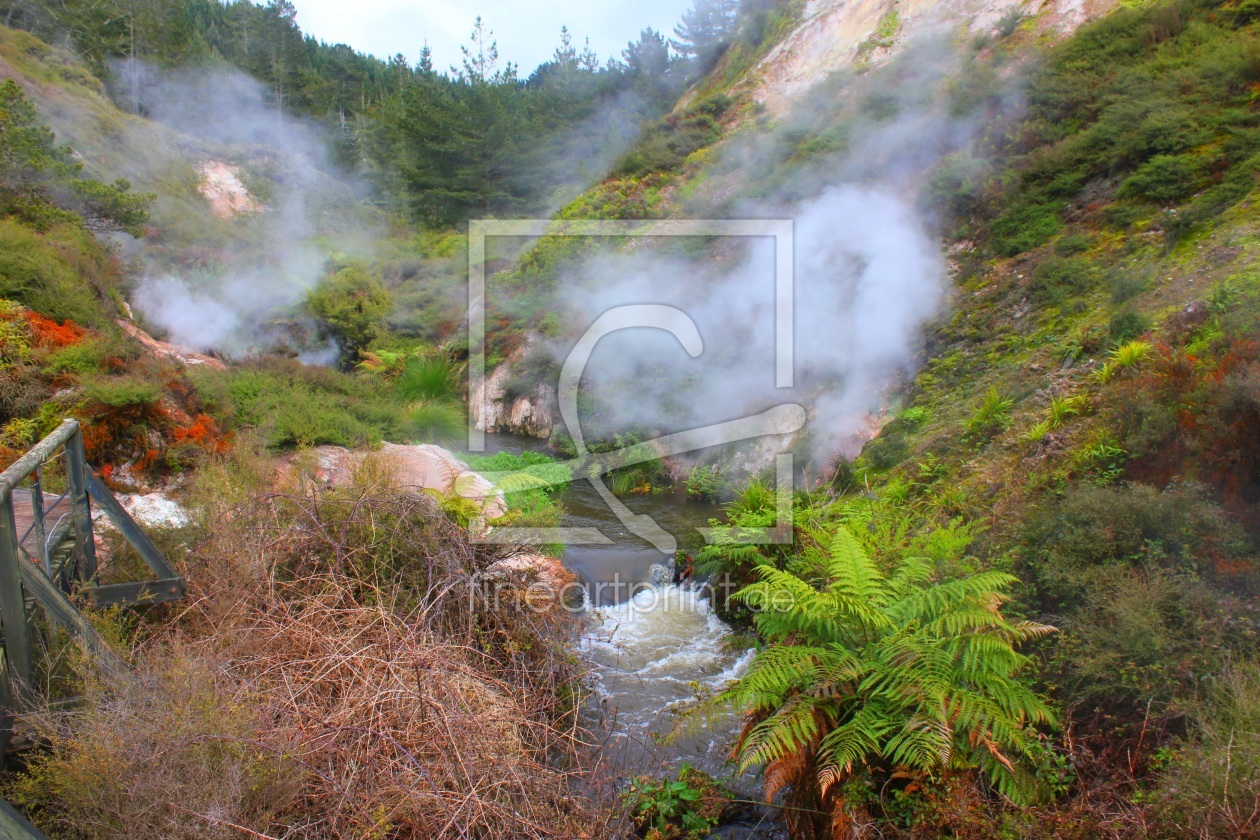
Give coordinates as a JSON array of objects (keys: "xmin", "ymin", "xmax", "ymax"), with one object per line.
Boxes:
[
  {"xmin": 614, "ymin": 97, "xmax": 732, "ymax": 179},
  {"xmin": 1107, "ymin": 266, "xmax": 1150, "ymax": 303},
  {"xmin": 1029, "ymin": 255, "xmax": 1098, "ymax": 304},
  {"xmin": 0, "ymin": 219, "xmax": 119, "ymax": 327},
  {"xmin": 988, "ymin": 202, "xmax": 1063, "ymax": 256},
  {"xmin": 1020, "ymin": 481, "xmax": 1251, "ymax": 609},
  {"xmin": 1047, "ymin": 567, "xmax": 1244, "ymax": 717},
  {"xmin": 190, "ymin": 359, "xmax": 408, "ymax": 451},
  {"xmin": 307, "ymin": 265, "xmax": 393, "ymax": 361},
  {"xmin": 1109, "ymin": 310, "xmax": 1152, "ymax": 344},
  {"xmin": 1119, "ymin": 154, "xmax": 1206, "ymax": 203},
  {"xmin": 41, "ymin": 336, "xmax": 126, "ymax": 377},
  {"xmin": 1054, "ymin": 233, "xmax": 1092, "ymax": 256},
  {"xmin": 84, "ymin": 375, "xmax": 159, "ymax": 408}
]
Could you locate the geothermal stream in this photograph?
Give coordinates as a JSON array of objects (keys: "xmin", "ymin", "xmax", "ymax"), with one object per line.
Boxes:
[{"xmin": 477, "ymin": 436, "xmax": 757, "ymax": 781}]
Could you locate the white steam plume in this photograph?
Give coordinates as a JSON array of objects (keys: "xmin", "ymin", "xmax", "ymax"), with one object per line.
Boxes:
[
  {"xmin": 552, "ymin": 186, "xmax": 943, "ymax": 460},
  {"xmin": 111, "ymin": 60, "xmax": 362, "ymax": 357}
]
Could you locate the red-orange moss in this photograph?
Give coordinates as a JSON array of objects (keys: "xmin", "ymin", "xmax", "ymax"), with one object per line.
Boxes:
[
  {"xmin": 22, "ymin": 311, "xmax": 86, "ymax": 349},
  {"xmin": 172, "ymin": 414, "xmax": 230, "ymax": 456}
]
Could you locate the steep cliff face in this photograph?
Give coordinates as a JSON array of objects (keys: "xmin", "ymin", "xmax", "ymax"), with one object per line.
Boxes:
[{"xmin": 748, "ymin": 0, "xmax": 1118, "ymax": 114}]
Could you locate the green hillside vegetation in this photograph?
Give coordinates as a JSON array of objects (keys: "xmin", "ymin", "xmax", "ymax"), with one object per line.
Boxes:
[{"xmin": 689, "ymin": 0, "xmax": 1260, "ymax": 834}]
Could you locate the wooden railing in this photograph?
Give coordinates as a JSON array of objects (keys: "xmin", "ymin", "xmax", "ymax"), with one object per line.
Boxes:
[{"xmin": 0, "ymin": 419, "xmax": 185, "ymax": 755}]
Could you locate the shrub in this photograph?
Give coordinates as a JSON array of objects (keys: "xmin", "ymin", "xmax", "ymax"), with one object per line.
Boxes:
[
  {"xmin": 1110, "ymin": 310, "xmax": 1152, "ymax": 345},
  {"xmin": 84, "ymin": 375, "xmax": 160, "ymax": 408},
  {"xmin": 860, "ymin": 426, "xmax": 909, "ymax": 469},
  {"xmin": 989, "ymin": 202, "xmax": 1063, "ymax": 256},
  {"xmin": 1054, "ymin": 233, "xmax": 1092, "ymax": 256},
  {"xmin": 966, "ymin": 386, "xmax": 1014, "ymax": 440},
  {"xmin": 1119, "ymin": 154, "xmax": 1206, "ymax": 203},
  {"xmin": 1020, "ymin": 481, "xmax": 1251, "ymax": 609},
  {"xmin": 1152, "ymin": 662, "xmax": 1260, "ymax": 837},
  {"xmin": 307, "ymin": 265, "xmax": 393, "ymax": 361},
  {"xmin": 5, "ymin": 484, "xmax": 608, "ymax": 838},
  {"xmin": 1029, "ymin": 255, "xmax": 1098, "ymax": 304},
  {"xmin": 41, "ymin": 337, "xmax": 120, "ymax": 377},
  {"xmin": 0, "ymin": 218, "xmax": 121, "ymax": 327},
  {"xmin": 1107, "ymin": 267, "xmax": 1150, "ymax": 304},
  {"xmin": 191, "ymin": 360, "xmax": 406, "ymax": 451},
  {"xmin": 996, "ymin": 7, "xmax": 1028, "ymax": 36},
  {"xmin": 1046, "ymin": 567, "xmax": 1247, "ymax": 726}
]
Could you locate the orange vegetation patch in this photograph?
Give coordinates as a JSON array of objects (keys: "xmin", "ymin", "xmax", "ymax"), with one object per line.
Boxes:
[
  {"xmin": 171, "ymin": 414, "xmax": 230, "ymax": 456},
  {"xmin": 78, "ymin": 421, "xmax": 114, "ymax": 464},
  {"xmin": 22, "ymin": 311, "xmax": 86, "ymax": 349}
]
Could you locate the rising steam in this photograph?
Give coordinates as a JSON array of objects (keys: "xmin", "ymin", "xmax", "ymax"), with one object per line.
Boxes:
[
  {"xmin": 550, "ymin": 185, "xmax": 944, "ymax": 462},
  {"xmin": 529, "ymin": 36, "xmax": 1009, "ymax": 466}
]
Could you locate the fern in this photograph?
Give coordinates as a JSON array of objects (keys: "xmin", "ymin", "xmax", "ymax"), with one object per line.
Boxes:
[{"xmin": 718, "ymin": 525, "xmax": 1056, "ymax": 826}]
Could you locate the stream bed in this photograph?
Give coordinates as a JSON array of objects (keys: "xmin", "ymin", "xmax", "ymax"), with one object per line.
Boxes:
[{"xmin": 475, "ymin": 436, "xmax": 757, "ymax": 779}]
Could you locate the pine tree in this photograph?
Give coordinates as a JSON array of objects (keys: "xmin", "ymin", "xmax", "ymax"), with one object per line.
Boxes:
[
  {"xmin": 671, "ymin": 0, "xmax": 739, "ymax": 71},
  {"xmin": 457, "ymin": 16, "xmax": 512, "ymax": 84},
  {"xmin": 0, "ymin": 81, "xmax": 151, "ymax": 234}
]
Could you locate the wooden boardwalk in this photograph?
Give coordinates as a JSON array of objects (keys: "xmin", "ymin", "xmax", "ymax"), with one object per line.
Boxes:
[{"xmin": 0, "ymin": 420, "xmax": 189, "ymax": 838}]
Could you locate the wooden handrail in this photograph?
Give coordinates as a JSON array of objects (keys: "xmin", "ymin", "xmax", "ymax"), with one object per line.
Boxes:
[
  {"xmin": 0, "ymin": 420, "xmax": 78, "ymax": 501},
  {"xmin": 0, "ymin": 795, "xmax": 46, "ymax": 838}
]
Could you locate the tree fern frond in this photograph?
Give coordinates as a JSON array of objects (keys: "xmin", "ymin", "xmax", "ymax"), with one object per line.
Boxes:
[
  {"xmin": 740, "ymin": 698, "xmax": 826, "ymax": 771},
  {"xmin": 718, "ymin": 520, "xmax": 1058, "ymax": 823}
]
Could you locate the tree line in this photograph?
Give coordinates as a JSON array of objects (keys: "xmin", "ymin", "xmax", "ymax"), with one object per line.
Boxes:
[{"xmin": 0, "ymin": 0, "xmax": 781, "ymax": 226}]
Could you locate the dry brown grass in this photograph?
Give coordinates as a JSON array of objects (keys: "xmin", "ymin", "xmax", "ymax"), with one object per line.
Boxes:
[{"xmin": 7, "ymin": 462, "xmax": 620, "ymax": 839}]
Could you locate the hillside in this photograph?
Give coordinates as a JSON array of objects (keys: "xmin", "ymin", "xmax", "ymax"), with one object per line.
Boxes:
[{"xmin": 475, "ymin": 0, "xmax": 1260, "ymax": 835}]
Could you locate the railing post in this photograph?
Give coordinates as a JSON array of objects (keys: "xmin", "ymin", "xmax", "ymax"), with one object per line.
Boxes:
[
  {"xmin": 0, "ymin": 494, "xmax": 31, "ymax": 691},
  {"xmin": 0, "ymin": 650, "xmax": 11, "ymax": 762},
  {"xmin": 29, "ymin": 468, "xmax": 48, "ymax": 578},
  {"xmin": 63, "ymin": 425, "xmax": 95, "ymax": 583}
]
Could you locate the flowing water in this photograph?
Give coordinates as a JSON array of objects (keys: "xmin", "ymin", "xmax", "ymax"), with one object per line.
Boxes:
[{"xmin": 474, "ymin": 435, "xmax": 757, "ymax": 780}]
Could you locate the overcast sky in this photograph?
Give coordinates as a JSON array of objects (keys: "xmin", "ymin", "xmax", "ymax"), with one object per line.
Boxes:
[{"xmin": 292, "ymin": 0, "xmax": 696, "ymax": 74}]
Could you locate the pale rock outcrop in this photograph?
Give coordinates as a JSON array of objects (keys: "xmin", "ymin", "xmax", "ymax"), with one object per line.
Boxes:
[
  {"xmin": 470, "ymin": 338, "xmax": 556, "ymax": 439},
  {"xmin": 197, "ymin": 160, "xmax": 262, "ymax": 219},
  {"xmin": 748, "ymin": 0, "xmax": 1119, "ymax": 115},
  {"xmin": 116, "ymin": 319, "xmax": 227, "ymax": 370},
  {"xmin": 280, "ymin": 443, "xmax": 508, "ymax": 520}
]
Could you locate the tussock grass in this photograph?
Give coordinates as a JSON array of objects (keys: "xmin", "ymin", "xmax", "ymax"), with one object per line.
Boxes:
[{"xmin": 7, "ymin": 465, "xmax": 620, "ymax": 838}]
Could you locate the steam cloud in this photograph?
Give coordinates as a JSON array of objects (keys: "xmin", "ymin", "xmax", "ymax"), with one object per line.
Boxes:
[
  {"xmin": 115, "ymin": 60, "xmax": 650, "ymax": 357},
  {"xmin": 553, "ymin": 186, "xmax": 943, "ymax": 462},
  {"xmin": 534, "ymin": 36, "xmax": 1016, "ymax": 465},
  {"xmin": 112, "ymin": 60, "xmax": 353, "ymax": 357}
]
